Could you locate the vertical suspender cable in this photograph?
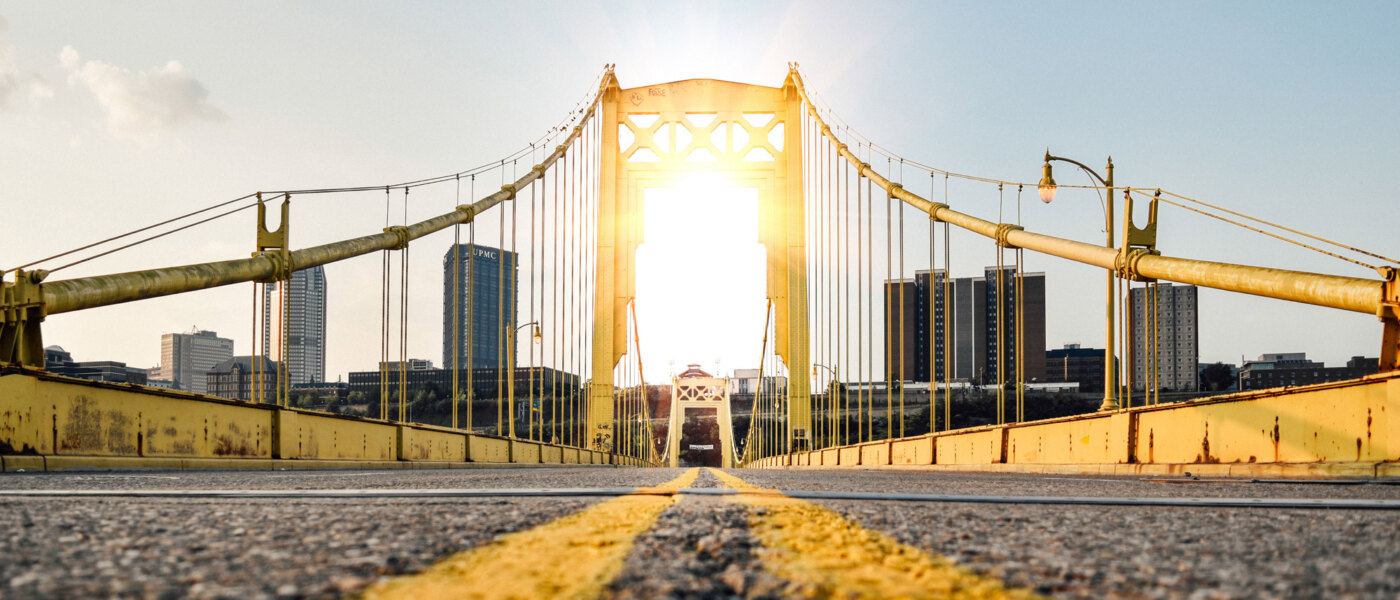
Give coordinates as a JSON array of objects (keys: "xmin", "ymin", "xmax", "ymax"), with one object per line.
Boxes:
[
  {"xmin": 943, "ymin": 174, "xmax": 951, "ymax": 431},
  {"xmin": 996, "ymin": 184, "xmax": 1005, "ymax": 425},
  {"xmin": 1016, "ymin": 185, "xmax": 1025, "ymax": 422},
  {"xmin": 529, "ymin": 173, "xmax": 538, "ymax": 441},
  {"xmin": 1119, "ymin": 271, "xmax": 1127, "ymax": 406},
  {"xmin": 929, "ymin": 173, "xmax": 936, "ymax": 433},
  {"xmin": 572, "ymin": 132, "xmax": 582, "ymax": 453},
  {"xmin": 380, "ymin": 187, "xmax": 390, "ymax": 420},
  {"xmin": 817, "ymin": 118, "xmax": 828, "ymax": 444},
  {"xmin": 467, "ymin": 176, "xmax": 476, "ymax": 431},
  {"xmin": 497, "ymin": 164, "xmax": 506, "ymax": 436},
  {"xmin": 553, "ymin": 152, "xmax": 561, "ymax": 445},
  {"xmin": 839, "ymin": 133, "xmax": 846, "ymax": 446},
  {"xmin": 251, "ymin": 282, "xmax": 259, "ymax": 404},
  {"xmin": 865, "ymin": 168, "xmax": 874, "ymax": 439},
  {"xmin": 897, "ymin": 160, "xmax": 906, "ymax": 438},
  {"xmin": 855, "ymin": 156, "xmax": 864, "ymax": 444},
  {"xmin": 885, "ymin": 159, "xmax": 893, "ymax": 439},
  {"xmin": 399, "ymin": 187, "xmax": 409, "ymax": 423},
  {"xmin": 453, "ymin": 175, "xmax": 461, "ymax": 429},
  {"xmin": 509, "ymin": 160, "xmax": 519, "ymax": 436}
]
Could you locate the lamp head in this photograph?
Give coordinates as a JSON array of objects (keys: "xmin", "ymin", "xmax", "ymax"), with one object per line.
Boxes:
[
  {"xmin": 1038, "ymin": 157, "xmax": 1057, "ymax": 204},
  {"xmin": 532, "ymin": 324, "xmax": 542, "ymax": 344}
]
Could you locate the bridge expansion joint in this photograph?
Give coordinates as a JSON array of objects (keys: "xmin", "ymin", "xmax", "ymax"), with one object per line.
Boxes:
[
  {"xmin": 254, "ymin": 252, "xmax": 296, "ymax": 283},
  {"xmin": 382, "ymin": 226, "xmax": 411, "ymax": 251},
  {"xmin": 1115, "ymin": 247, "xmax": 1161, "ymax": 282},
  {"xmin": 994, "ymin": 223, "xmax": 1024, "ymax": 248}
]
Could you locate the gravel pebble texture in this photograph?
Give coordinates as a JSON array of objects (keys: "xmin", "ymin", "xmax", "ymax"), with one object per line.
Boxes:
[
  {"xmin": 1, "ymin": 496, "xmax": 598, "ymax": 599},
  {"xmin": 3, "ymin": 467, "xmax": 1398, "ymax": 598},
  {"xmin": 0, "ymin": 468, "xmax": 688, "ymax": 599},
  {"xmin": 734, "ymin": 469, "xmax": 1400, "ymax": 599}
]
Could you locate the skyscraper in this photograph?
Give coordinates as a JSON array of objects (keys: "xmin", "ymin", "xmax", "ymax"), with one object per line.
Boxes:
[
  {"xmin": 1131, "ymin": 283, "xmax": 1198, "ymax": 391},
  {"xmin": 981, "ymin": 266, "xmax": 1046, "ymax": 387},
  {"xmin": 443, "ymin": 244, "xmax": 518, "ymax": 370},
  {"xmin": 160, "ymin": 328, "xmax": 234, "ymax": 394},
  {"xmin": 262, "ymin": 266, "xmax": 327, "ymax": 385},
  {"xmin": 885, "ymin": 267, "xmax": 1045, "ymax": 386}
]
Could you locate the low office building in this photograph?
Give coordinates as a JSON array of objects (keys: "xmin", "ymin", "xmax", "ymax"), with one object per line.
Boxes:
[
  {"xmin": 1239, "ymin": 353, "xmax": 1378, "ymax": 390},
  {"xmin": 206, "ymin": 356, "xmax": 279, "ymax": 403},
  {"xmin": 1043, "ymin": 344, "xmax": 1116, "ymax": 393},
  {"xmin": 44, "ymin": 346, "xmax": 148, "ymax": 385}
]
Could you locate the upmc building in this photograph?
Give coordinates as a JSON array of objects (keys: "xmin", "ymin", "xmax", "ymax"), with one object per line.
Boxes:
[{"xmin": 442, "ymin": 243, "xmax": 518, "ymax": 370}]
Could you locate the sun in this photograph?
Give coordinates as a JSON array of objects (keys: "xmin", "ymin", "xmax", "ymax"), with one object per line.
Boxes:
[{"xmin": 633, "ymin": 174, "xmax": 766, "ymax": 382}]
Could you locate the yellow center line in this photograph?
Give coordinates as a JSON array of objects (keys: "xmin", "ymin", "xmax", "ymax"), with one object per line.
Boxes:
[
  {"xmin": 708, "ymin": 468, "xmax": 1041, "ymax": 599},
  {"xmin": 360, "ymin": 468, "xmax": 700, "ymax": 600}
]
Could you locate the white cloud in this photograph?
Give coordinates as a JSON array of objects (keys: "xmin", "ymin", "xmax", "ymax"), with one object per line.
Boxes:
[
  {"xmin": 59, "ymin": 45, "xmax": 225, "ymax": 143},
  {"xmin": 0, "ymin": 14, "xmax": 52, "ymax": 109}
]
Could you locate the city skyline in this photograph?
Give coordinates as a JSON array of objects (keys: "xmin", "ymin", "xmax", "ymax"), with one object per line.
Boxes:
[{"xmin": 3, "ymin": 3, "xmax": 1395, "ymax": 383}]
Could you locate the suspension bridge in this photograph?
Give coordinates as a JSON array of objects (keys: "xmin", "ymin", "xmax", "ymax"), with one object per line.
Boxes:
[{"xmin": 2, "ymin": 65, "xmax": 1399, "ymax": 597}]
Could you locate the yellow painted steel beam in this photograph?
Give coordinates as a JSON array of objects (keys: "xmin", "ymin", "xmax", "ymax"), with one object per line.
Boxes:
[{"xmin": 786, "ymin": 70, "xmax": 1386, "ymax": 318}]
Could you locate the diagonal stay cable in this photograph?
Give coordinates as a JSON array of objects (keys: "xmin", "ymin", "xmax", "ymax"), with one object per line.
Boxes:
[
  {"xmin": 4, "ymin": 193, "xmax": 258, "ymax": 275},
  {"xmin": 47, "ymin": 201, "xmax": 262, "ymax": 274},
  {"xmin": 10, "ymin": 66, "xmax": 613, "ymax": 276}
]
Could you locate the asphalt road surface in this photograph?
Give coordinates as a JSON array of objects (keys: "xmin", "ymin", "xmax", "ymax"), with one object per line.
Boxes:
[{"xmin": 2, "ymin": 466, "xmax": 1398, "ymax": 598}]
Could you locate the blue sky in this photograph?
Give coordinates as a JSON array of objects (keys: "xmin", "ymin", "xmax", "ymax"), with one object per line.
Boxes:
[{"xmin": 2, "ymin": 1, "xmax": 1397, "ymax": 381}]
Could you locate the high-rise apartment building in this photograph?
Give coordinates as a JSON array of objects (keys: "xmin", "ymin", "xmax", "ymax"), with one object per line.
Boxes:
[
  {"xmin": 442, "ymin": 244, "xmax": 518, "ymax": 370},
  {"xmin": 980, "ymin": 266, "xmax": 1047, "ymax": 386},
  {"xmin": 262, "ymin": 266, "xmax": 327, "ymax": 385},
  {"xmin": 884, "ymin": 267, "xmax": 1045, "ymax": 386},
  {"xmin": 1130, "ymin": 283, "xmax": 1199, "ymax": 391},
  {"xmin": 160, "ymin": 328, "xmax": 234, "ymax": 394}
]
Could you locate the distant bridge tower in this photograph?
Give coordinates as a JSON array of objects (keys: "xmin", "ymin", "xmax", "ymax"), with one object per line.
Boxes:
[{"xmin": 667, "ymin": 364, "xmax": 734, "ymax": 468}]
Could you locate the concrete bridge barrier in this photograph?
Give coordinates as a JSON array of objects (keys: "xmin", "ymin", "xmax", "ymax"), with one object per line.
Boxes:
[
  {"xmin": 749, "ymin": 372, "xmax": 1400, "ymax": 479},
  {"xmin": 0, "ymin": 370, "xmax": 650, "ymax": 471}
]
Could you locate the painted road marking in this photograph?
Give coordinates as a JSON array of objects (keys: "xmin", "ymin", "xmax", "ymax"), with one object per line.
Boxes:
[
  {"xmin": 709, "ymin": 469, "xmax": 1040, "ymax": 599},
  {"xmin": 360, "ymin": 468, "xmax": 699, "ymax": 600}
]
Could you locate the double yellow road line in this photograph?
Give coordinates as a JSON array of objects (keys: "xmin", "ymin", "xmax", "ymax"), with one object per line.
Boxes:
[{"xmin": 362, "ymin": 468, "xmax": 1036, "ymax": 599}]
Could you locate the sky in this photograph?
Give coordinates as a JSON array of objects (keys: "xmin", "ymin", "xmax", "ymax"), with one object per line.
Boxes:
[{"xmin": 2, "ymin": 1, "xmax": 1397, "ymax": 383}]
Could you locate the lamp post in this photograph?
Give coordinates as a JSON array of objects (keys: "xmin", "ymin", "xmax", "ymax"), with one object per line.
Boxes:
[
  {"xmin": 507, "ymin": 320, "xmax": 543, "ymax": 438},
  {"xmin": 811, "ymin": 362, "xmax": 838, "ymax": 447},
  {"xmin": 1038, "ymin": 151, "xmax": 1120, "ymax": 411}
]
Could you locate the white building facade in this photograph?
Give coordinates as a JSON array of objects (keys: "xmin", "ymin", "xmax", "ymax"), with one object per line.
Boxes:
[{"xmin": 160, "ymin": 328, "xmax": 234, "ymax": 394}]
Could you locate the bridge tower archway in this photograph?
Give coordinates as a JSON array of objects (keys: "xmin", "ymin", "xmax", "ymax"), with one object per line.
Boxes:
[
  {"xmin": 590, "ymin": 71, "xmax": 810, "ymax": 455},
  {"xmin": 667, "ymin": 368, "xmax": 734, "ymax": 468}
]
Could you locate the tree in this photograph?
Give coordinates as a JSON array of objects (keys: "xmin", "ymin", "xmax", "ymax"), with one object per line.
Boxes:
[{"xmin": 1200, "ymin": 363, "xmax": 1234, "ymax": 392}]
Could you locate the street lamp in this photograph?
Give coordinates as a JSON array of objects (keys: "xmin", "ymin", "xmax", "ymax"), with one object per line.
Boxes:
[
  {"xmin": 1038, "ymin": 150, "xmax": 1120, "ymax": 411},
  {"xmin": 507, "ymin": 320, "xmax": 543, "ymax": 438}
]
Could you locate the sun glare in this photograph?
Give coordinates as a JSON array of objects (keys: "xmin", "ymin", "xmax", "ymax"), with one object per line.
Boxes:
[{"xmin": 634, "ymin": 175, "xmax": 766, "ymax": 382}]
